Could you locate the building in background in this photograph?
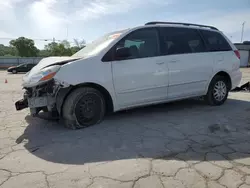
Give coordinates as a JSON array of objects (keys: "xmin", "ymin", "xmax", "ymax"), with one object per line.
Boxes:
[{"xmin": 234, "ymin": 42, "xmax": 250, "ymax": 67}]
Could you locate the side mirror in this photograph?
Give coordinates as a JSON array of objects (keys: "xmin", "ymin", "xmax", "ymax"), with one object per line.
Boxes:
[{"xmin": 115, "ymin": 47, "xmax": 131, "ymax": 60}]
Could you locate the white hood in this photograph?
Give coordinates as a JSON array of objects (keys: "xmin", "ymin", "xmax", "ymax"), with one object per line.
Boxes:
[
  {"xmin": 22, "ymin": 56, "xmax": 80, "ymax": 87},
  {"xmin": 29, "ymin": 56, "xmax": 78, "ymax": 75}
]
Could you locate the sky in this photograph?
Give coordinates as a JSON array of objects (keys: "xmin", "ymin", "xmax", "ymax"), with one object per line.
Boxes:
[{"xmin": 0, "ymin": 0, "xmax": 250, "ymax": 49}]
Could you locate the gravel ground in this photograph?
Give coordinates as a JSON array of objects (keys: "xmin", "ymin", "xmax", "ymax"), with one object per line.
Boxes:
[{"xmin": 0, "ymin": 69, "xmax": 250, "ymax": 188}]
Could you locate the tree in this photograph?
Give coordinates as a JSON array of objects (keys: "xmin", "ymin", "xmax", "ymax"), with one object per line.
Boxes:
[
  {"xmin": 70, "ymin": 39, "xmax": 85, "ymax": 55},
  {"xmin": 39, "ymin": 49, "xmax": 50, "ymax": 57},
  {"xmin": 43, "ymin": 40, "xmax": 86, "ymax": 56},
  {"xmin": 0, "ymin": 38, "xmax": 86, "ymax": 57},
  {"xmin": 73, "ymin": 39, "xmax": 86, "ymax": 48},
  {"xmin": 45, "ymin": 41, "xmax": 72, "ymax": 56},
  {"xmin": 10, "ymin": 37, "xmax": 39, "ymax": 57},
  {"xmin": 70, "ymin": 46, "xmax": 81, "ymax": 54},
  {"xmin": 0, "ymin": 44, "xmax": 18, "ymax": 56},
  {"xmin": 61, "ymin": 40, "xmax": 71, "ymax": 49}
]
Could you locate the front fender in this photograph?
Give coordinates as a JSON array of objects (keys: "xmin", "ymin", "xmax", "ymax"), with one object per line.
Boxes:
[
  {"xmin": 55, "ymin": 86, "xmax": 72, "ymax": 115},
  {"xmin": 54, "ymin": 57, "xmax": 118, "ymax": 111}
]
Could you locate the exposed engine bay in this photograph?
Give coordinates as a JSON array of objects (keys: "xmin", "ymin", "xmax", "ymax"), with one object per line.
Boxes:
[{"xmin": 16, "ymin": 79, "xmax": 60, "ymax": 115}]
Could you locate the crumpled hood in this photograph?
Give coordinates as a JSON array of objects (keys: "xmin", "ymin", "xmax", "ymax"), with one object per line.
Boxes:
[
  {"xmin": 29, "ymin": 56, "xmax": 79, "ymax": 75},
  {"xmin": 22, "ymin": 56, "xmax": 80, "ymax": 87}
]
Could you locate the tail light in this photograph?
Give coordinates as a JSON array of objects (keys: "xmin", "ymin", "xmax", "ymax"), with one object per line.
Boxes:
[{"xmin": 234, "ymin": 50, "xmax": 240, "ymax": 59}]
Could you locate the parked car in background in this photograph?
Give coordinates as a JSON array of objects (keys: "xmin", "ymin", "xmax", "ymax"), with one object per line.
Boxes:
[
  {"xmin": 15, "ymin": 22, "xmax": 242, "ymax": 129},
  {"xmin": 7, "ymin": 63, "xmax": 36, "ymax": 74}
]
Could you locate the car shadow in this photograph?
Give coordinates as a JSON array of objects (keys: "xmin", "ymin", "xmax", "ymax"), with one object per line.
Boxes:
[{"xmin": 16, "ymin": 97, "xmax": 250, "ymax": 165}]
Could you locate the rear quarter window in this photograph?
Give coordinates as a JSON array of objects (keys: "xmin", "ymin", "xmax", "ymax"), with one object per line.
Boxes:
[{"xmin": 200, "ymin": 30, "xmax": 232, "ymax": 52}]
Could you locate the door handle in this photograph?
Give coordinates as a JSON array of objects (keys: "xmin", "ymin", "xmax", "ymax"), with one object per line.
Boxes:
[
  {"xmin": 156, "ymin": 62, "xmax": 164, "ymax": 65},
  {"xmin": 170, "ymin": 60, "xmax": 178, "ymax": 63}
]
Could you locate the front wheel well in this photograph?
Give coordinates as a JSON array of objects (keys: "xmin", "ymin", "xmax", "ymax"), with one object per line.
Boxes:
[
  {"xmin": 213, "ymin": 71, "xmax": 232, "ymax": 90},
  {"xmin": 71, "ymin": 83, "xmax": 114, "ymax": 113}
]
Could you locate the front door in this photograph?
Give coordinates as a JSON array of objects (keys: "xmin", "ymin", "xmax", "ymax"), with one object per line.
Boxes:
[
  {"xmin": 159, "ymin": 27, "xmax": 213, "ymax": 99},
  {"xmin": 112, "ymin": 28, "xmax": 169, "ymax": 108}
]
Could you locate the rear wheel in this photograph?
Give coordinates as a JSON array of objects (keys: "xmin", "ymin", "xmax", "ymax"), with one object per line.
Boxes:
[
  {"xmin": 62, "ymin": 87, "xmax": 105, "ymax": 129},
  {"xmin": 205, "ymin": 76, "xmax": 229, "ymax": 106}
]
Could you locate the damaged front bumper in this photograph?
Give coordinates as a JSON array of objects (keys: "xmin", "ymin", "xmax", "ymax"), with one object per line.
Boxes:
[
  {"xmin": 15, "ymin": 79, "xmax": 60, "ymax": 116},
  {"xmin": 15, "ymin": 99, "xmax": 28, "ymax": 111}
]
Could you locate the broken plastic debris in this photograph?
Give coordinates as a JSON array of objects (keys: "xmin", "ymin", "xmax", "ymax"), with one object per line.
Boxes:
[{"xmin": 231, "ymin": 82, "xmax": 250, "ymax": 92}]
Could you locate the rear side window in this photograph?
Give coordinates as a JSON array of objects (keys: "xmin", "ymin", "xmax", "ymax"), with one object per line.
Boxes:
[
  {"xmin": 200, "ymin": 30, "xmax": 232, "ymax": 52},
  {"xmin": 160, "ymin": 27, "xmax": 206, "ymax": 55}
]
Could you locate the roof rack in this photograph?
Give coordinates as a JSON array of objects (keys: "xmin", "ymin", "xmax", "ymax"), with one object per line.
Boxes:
[{"xmin": 145, "ymin": 22, "xmax": 218, "ymax": 31}]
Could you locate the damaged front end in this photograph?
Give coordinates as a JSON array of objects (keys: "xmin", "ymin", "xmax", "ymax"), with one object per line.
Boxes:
[
  {"xmin": 15, "ymin": 79, "xmax": 63, "ymax": 117},
  {"xmin": 15, "ymin": 56, "xmax": 79, "ymax": 118}
]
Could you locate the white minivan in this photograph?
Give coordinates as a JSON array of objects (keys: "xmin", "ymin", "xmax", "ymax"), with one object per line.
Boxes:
[{"xmin": 15, "ymin": 22, "xmax": 242, "ymax": 129}]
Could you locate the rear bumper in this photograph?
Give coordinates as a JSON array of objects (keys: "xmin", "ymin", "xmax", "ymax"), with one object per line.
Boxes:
[{"xmin": 231, "ymin": 69, "xmax": 242, "ymax": 90}]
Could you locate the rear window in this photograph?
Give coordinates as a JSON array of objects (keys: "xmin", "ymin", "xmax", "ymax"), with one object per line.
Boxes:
[{"xmin": 200, "ymin": 30, "xmax": 232, "ymax": 52}]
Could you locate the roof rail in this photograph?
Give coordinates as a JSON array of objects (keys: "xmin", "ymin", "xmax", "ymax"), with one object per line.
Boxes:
[{"xmin": 145, "ymin": 21, "xmax": 218, "ymax": 31}]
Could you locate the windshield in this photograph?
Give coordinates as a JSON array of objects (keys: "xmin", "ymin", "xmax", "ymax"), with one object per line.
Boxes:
[{"xmin": 72, "ymin": 29, "xmax": 128, "ymax": 57}]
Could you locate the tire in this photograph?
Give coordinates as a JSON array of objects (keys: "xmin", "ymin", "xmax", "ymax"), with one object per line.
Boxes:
[
  {"xmin": 62, "ymin": 87, "xmax": 105, "ymax": 129},
  {"xmin": 12, "ymin": 69, "xmax": 17, "ymax": 74},
  {"xmin": 205, "ymin": 75, "xmax": 229, "ymax": 106}
]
